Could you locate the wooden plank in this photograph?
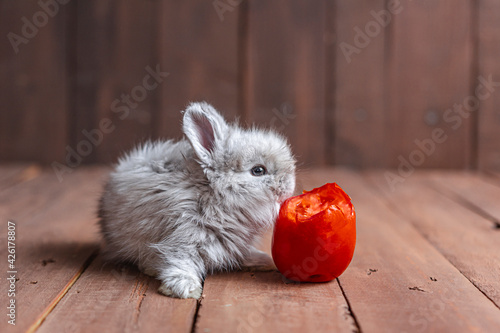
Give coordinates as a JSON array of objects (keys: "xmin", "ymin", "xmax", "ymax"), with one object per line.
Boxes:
[
  {"xmin": 5, "ymin": 167, "xmax": 499, "ymax": 331},
  {"xmin": 197, "ymin": 270, "xmax": 356, "ymax": 333},
  {"xmin": 0, "ymin": 165, "xmax": 41, "ymax": 195},
  {"xmin": 0, "ymin": 165, "xmax": 28, "ymax": 184},
  {"xmin": 366, "ymin": 170, "xmax": 500, "ymax": 308},
  {"xmin": 0, "ymin": 166, "xmax": 97, "ymax": 222},
  {"xmin": 386, "ymin": 0, "xmax": 473, "ymax": 168},
  {"xmin": 0, "ymin": 172, "xmax": 73, "ymax": 221},
  {"xmin": 0, "ymin": 164, "xmax": 41, "ymax": 188},
  {"xmin": 38, "ymin": 256, "xmax": 196, "ymax": 333},
  {"xmin": 197, "ymin": 224, "xmax": 356, "ymax": 332},
  {"xmin": 0, "ymin": 167, "xmax": 107, "ymax": 332},
  {"xmin": 308, "ymin": 169, "xmax": 500, "ymax": 332},
  {"xmin": 332, "ymin": 0, "xmax": 387, "ymax": 167},
  {"xmin": 245, "ymin": 0, "xmax": 326, "ymax": 167},
  {"xmin": 426, "ymin": 171, "xmax": 500, "ymax": 226},
  {"xmin": 73, "ymin": 1, "xmax": 161, "ymax": 164},
  {"xmin": 157, "ymin": 0, "xmax": 240, "ymax": 140},
  {"xmin": 484, "ymin": 171, "xmax": 500, "ymax": 185},
  {"xmin": 477, "ymin": 0, "xmax": 500, "ymax": 171},
  {"xmin": 20, "ymin": 167, "xmax": 196, "ymax": 332},
  {"xmin": 0, "ymin": 1, "xmax": 70, "ymax": 163}
]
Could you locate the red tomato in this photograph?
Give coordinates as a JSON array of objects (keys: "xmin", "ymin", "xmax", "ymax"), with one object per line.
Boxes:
[{"xmin": 272, "ymin": 183, "xmax": 356, "ymax": 282}]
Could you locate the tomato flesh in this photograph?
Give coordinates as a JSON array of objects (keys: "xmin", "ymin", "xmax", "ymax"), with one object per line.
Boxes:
[{"xmin": 272, "ymin": 183, "xmax": 356, "ymax": 282}]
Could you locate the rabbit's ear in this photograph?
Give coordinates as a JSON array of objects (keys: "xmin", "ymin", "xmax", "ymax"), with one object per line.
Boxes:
[{"xmin": 183, "ymin": 102, "xmax": 228, "ymax": 164}]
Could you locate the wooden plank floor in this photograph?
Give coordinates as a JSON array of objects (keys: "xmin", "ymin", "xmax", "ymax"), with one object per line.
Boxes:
[{"xmin": 1, "ymin": 165, "xmax": 499, "ymax": 333}]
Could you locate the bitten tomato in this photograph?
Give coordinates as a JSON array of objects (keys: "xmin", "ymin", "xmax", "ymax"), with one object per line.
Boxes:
[{"xmin": 272, "ymin": 183, "xmax": 356, "ymax": 282}]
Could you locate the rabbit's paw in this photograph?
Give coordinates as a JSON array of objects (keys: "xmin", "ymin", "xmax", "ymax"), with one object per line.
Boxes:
[{"xmin": 158, "ymin": 276, "xmax": 202, "ymax": 299}]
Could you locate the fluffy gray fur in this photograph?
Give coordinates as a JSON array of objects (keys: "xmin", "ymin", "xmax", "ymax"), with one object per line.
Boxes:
[{"xmin": 98, "ymin": 102, "xmax": 296, "ymax": 299}]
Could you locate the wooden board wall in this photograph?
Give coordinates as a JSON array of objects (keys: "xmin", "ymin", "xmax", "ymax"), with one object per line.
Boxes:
[
  {"xmin": 477, "ymin": 0, "xmax": 500, "ymax": 170},
  {"xmin": 385, "ymin": 0, "xmax": 473, "ymax": 169},
  {"xmin": 332, "ymin": 0, "xmax": 387, "ymax": 167},
  {"xmin": 245, "ymin": 0, "xmax": 327, "ymax": 168},
  {"xmin": 157, "ymin": 0, "xmax": 240, "ymax": 140},
  {"xmin": 0, "ymin": 0, "xmax": 70, "ymax": 164},
  {"xmin": 1, "ymin": 0, "xmax": 499, "ymax": 170},
  {"xmin": 73, "ymin": 1, "xmax": 161, "ymax": 164}
]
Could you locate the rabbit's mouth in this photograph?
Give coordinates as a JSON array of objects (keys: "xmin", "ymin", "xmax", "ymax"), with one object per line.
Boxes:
[
  {"xmin": 276, "ymin": 188, "xmax": 295, "ymax": 204},
  {"xmin": 276, "ymin": 181, "xmax": 296, "ymax": 203}
]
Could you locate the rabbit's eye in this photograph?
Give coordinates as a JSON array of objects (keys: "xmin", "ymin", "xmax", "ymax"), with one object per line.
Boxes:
[{"xmin": 251, "ymin": 165, "xmax": 267, "ymax": 177}]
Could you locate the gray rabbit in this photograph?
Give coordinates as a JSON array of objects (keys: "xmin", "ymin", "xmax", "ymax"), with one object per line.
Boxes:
[{"xmin": 98, "ymin": 102, "xmax": 296, "ymax": 298}]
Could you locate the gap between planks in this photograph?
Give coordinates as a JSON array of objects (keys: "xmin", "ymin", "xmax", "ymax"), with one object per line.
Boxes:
[
  {"xmin": 26, "ymin": 250, "xmax": 99, "ymax": 333},
  {"xmin": 428, "ymin": 180, "xmax": 500, "ymax": 229},
  {"xmin": 426, "ymin": 171, "xmax": 500, "ymax": 229},
  {"xmin": 336, "ymin": 277, "xmax": 361, "ymax": 333}
]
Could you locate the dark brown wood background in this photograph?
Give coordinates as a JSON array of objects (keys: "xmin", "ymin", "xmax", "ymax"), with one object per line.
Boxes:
[{"xmin": 1, "ymin": 0, "xmax": 500, "ymax": 170}]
